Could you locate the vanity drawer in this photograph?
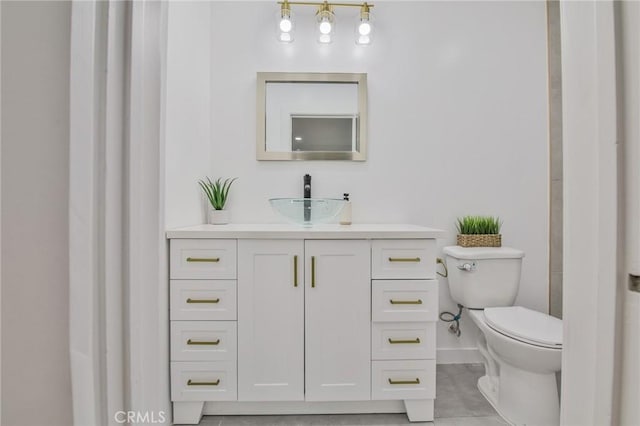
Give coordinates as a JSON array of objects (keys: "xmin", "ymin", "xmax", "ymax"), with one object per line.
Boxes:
[
  {"xmin": 170, "ymin": 239, "xmax": 237, "ymax": 279},
  {"xmin": 170, "ymin": 280, "xmax": 237, "ymax": 320},
  {"xmin": 372, "ymin": 322, "xmax": 436, "ymax": 360},
  {"xmin": 171, "ymin": 321, "xmax": 237, "ymax": 362},
  {"xmin": 372, "ymin": 240, "xmax": 435, "ymax": 279},
  {"xmin": 372, "ymin": 280, "xmax": 438, "ymax": 322},
  {"xmin": 171, "ymin": 361, "xmax": 237, "ymax": 401},
  {"xmin": 372, "ymin": 360, "xmax": 435, "ymax": 400}
]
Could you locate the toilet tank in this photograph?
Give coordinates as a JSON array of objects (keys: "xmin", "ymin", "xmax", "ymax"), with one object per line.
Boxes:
[{"xmin": 443, "ymin": 246, "xmax": 525, "ymax": 309}]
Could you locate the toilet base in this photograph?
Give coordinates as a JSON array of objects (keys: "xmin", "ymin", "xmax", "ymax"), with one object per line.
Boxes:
[
  {"xmin": 477, "ymin": 366, "xmax": 560, "ymax": 426},
  {"xmin": 477, "ymin": 375, "xmax": 514, "ymax": 426}
]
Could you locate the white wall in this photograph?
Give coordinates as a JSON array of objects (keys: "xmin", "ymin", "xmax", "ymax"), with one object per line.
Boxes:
[
  {"xmin": 165, "ymin": 2, "xmax": 212, "ymax": 228},
  {"xmin": 1, "ymin": 2, "xmax": 73, "ymax": 425},
  {"xmin": 165, "ymin": 1, "xmax": 550, "ymax": 359}
]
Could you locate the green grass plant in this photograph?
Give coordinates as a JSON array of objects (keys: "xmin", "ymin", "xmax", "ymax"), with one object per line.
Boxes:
[
  {"xmin": 456, "ymin": 215, "xmax": 502, "ymax": 235},
  {"xmin": 198, "ymin": 177, "xmax": 237, "ymax": 210}
]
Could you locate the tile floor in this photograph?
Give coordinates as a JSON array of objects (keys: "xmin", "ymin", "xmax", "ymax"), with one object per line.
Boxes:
[{"xmin": 198, "ymin": 364, "xmax": 505, "ymax": 426}]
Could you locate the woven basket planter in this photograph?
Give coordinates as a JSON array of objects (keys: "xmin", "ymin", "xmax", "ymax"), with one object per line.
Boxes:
[{"xmin": 457, "ymin": 234, "xmax": 502, "ymax": 248}]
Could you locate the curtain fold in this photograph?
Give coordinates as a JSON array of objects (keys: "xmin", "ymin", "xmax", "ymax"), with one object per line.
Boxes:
[{"xmin": 69, "ymin": 1, "xmax": 169, "ymax": 424}]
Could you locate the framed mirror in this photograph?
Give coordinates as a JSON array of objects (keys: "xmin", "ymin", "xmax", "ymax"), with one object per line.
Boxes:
[{"xmin": 256, "ymin": 72, "xmax": 367, "ymax": 161}]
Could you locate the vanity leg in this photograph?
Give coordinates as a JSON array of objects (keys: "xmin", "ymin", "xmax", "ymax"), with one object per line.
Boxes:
[
  {"xmin": 173, "ymin": 401, "xmax": 204, "ymax": 425},
  {"xmin": 404, "ymin": 399, "xmax": 434, "ymax": 422}
]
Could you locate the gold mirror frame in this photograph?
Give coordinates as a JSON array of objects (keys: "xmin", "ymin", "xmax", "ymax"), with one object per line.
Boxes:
[{"xmin": 256, "ymin": 72, "xmax": 368, "ymax": 161}]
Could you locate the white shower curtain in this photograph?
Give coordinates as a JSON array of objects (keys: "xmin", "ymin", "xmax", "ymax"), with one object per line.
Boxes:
[{"xmin": 69, "ymin": 1, "xmax": 169, "ymax": 425}]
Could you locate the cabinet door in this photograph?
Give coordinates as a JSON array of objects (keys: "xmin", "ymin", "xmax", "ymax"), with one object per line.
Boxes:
[
  {"xmin": 238, "ymin": 239, "xmax": 304, "ymax": 401},
  {"xmin": 305, "ymin": 240, "xmax": 371, "ymax": 401}
]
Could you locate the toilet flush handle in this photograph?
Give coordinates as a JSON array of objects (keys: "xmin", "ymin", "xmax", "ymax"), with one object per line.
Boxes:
[{"xmin": 457, "ymin": 261, "xmax": 477, "ymax": 272}]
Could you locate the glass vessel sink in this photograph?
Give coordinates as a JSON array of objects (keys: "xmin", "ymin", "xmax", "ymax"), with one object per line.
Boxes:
[{"xmin": 269, "ymin": 198, "xmax": 346, "ymax": 226}]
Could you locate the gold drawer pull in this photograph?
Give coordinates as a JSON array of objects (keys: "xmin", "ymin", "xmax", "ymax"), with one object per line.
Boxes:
[
  {"xmin": 187, "ymin": 379, "xmax": 220, "ymax": 386},
  {"xmin": 187, "ymin": 339, "xmax": 220, "ymax": 346},
  {"xmin": 294, "ymin": 255, "xmax": 298, "ymax": 287},
  {"xmin": 388, "ymin": 338, "xmax": 421, "ymax": 344},
  {"xmin": 311, "ymin": 256, "xmax": 316, "ymax": 288},
  {"xmin": 389, "ymin": 299, "xmax": 423, "ymax": 305},
  {"xmin": 186, "ymin": 298, "xmax": 220, "ymax": 304},
  {"xmin": 186, "ymin": 257, "xmax": 220, "ymax": 263},
  {"xmin": 388, "ymin": 378, "xmax": 420, "ymax": 385},
  {"xmin": 388, "ymin": 257, "xmax": 421, "ymax": 262}
]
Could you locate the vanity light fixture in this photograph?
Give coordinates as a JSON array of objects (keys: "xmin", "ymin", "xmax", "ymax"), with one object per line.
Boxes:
[
  {"xmin": 277, "ymin": 0, "xmax": 295, "ymax": 43},
  {"xmin": 276, "ymin": 1, "xmax": 374, "ymax": 45},
  {"xmin": 355, "ymin": 3, "xmax": 372, "ymax": 45},
  {"xmin": 316, "ymin": 2, "xmax": 335, "ymax": 44}
]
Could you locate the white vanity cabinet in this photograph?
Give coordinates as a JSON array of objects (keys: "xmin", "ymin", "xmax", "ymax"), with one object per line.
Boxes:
[
  {"xmin": 167, "ymin": 224, "xmax": 444, "ymax": 425},
  {"xmin": 303, "ymin": 240, "xmax": 371, "ymax": 401},
  {"xmin": 237, "ymin": 239, "xmax": 305, "ymax": 401},
  {"xmin": 370, "ymin": 240, "xmax": 439, "ymax": 420},
  {"xmin": 169, "ymin": 239, "xmax": 239, "ymax": 405},
  {"xmin": 237, "ymin": 239, "xmax": 370, "ymax": 402}
]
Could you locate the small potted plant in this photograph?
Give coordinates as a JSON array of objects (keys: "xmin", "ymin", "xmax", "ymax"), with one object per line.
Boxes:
[
  {"xmin": 456, "ymin": 215, "xmax": 502, "ymax": 247},
  {"xmin": 198, "ymin": 177, "xmax": 237, "ymax": 225}
]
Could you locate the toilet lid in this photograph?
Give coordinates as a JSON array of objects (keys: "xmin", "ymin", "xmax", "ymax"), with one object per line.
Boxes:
[
  {"xmin": 443, "ymin": 246, "xmax": 525, "ymax": 260},
  {"xmin": 484, "ymin": 306, "xmax": 562, "ymax": 349}
]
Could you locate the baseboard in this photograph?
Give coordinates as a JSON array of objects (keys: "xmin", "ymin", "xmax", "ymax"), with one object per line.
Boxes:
[
  {"xmin": 436, "ymin": 347, "xmax": 482, "ymax": 364},
  {"xmin": 203, "ymin": 400, "xmax": 406, "ymax": 416}
]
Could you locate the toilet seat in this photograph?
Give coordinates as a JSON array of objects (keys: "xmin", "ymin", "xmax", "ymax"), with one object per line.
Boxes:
[{"xmin": 484, "ymin": 306, "xmax": 562, "ymax": 349}]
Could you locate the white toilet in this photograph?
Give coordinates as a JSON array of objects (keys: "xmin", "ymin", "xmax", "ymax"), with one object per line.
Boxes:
[{"xmin": 443, "ymin": 246, "xmax": 562, "ymax": 426}]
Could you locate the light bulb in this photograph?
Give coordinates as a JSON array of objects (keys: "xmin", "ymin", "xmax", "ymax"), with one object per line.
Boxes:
[
  {"xmin": 316, "ymin": 3, "xmax": 334, "ymax": 38},
  {"xmin": 355, "ymin": 3, "xmax": 373, "ymax": 45},
  {"xmin": 276, "ymin": 1, "xmax": 294, "ymax": 43},
  {"xmin": 319, "ymin": 20, "xmax": 332, "ymax": 35},
  {"xmin": 279, "ymin": 18, "xmax": 292, "ymax": 33},
  {"xmin": 358, "ymin": 21, "xmax": 371, "ymax": 36}
]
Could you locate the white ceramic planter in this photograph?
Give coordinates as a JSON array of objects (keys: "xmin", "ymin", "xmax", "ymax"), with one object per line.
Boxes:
[{"xmin": 208, "ymin": 209, "xmax": 230, "ymax": 225}]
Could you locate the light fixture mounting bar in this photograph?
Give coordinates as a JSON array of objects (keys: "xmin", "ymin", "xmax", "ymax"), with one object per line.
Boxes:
[{"xmin": 277, "ymin": 1, "xmax": 374, "ymax": 9}]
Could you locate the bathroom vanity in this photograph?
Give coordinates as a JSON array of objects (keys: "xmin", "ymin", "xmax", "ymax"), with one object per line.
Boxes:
[{"xmin": 166, "ymin": 224, "xmax": 445, "ymax": 424}]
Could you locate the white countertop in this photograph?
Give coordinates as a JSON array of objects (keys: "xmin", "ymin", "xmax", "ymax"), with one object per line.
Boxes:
[{"xmin": 166, "ymin": 224, "xmax": 446, "ymax": 239}]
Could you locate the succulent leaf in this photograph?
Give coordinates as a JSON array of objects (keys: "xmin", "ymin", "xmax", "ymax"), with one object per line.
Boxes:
[{"xmin": 198, "ymin": 176, "xmax": 238, "ymax": 210}]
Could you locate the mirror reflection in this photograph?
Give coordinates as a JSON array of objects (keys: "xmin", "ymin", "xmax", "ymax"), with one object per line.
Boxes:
[
  {"xmin": 257, "ymin": 73, "xmax": 367, "ymax": 161},
  {"xmin": 291, "ymin": 115, "xmax": 357, "ymax": 152}
]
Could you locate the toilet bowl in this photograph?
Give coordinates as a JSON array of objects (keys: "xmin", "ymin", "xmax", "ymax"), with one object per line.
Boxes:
[
  {"xmin": 468, "ymin": 308, "xmax": 562, "ymax": 426},
  {"xmin": 443, "ymin": 246, "xmax": 563, "ymax": 426}
]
